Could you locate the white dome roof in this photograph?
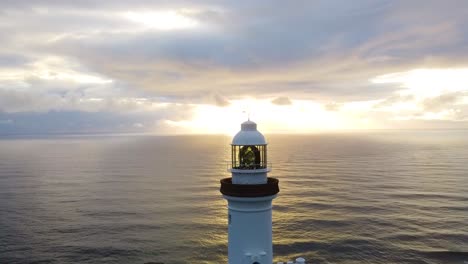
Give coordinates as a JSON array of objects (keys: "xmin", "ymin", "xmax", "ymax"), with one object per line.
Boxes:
[{"xmin": 231, "ymin": 120, "xmax": 267, "ymax": 145}]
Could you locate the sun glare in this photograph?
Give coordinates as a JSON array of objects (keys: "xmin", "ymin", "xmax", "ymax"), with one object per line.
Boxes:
[
  {"xmin": 371, "ymin": 68, "xmax": 468, "ymax": 97},
  {"xmin": 124, "ymin": 11, "xmax": 199, "ymax": 30},
  {"xmin": 165, "ymin": 98, "xmax": 369, "ymax": 135}
]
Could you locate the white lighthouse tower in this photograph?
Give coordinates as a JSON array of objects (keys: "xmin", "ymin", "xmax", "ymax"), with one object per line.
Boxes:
[{"xmin": 220, "ymin": 120, "xmax": 279, "ymax": 264}]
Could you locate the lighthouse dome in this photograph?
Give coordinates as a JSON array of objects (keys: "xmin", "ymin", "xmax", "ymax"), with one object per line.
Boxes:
[{"xmin": 232, "ymin": 120, "xmax": 266, "ymax": 145}]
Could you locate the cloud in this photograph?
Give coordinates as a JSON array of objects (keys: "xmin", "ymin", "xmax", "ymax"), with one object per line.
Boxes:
[
  {"xmin": 324, "ymin": 102, "xmax": 342, "ymax": 111},
  {"xmin": 271, "ymin": 96, "xmax": 292, "ymax": 105},
  {"xmin": 213, "ymin": 93, "xmax": 230, "ymax": 107},
  {"xmin": 0, "ymin": 53, "xmax": 31, "ymax": 67},
  {"xmin": 0, "ymin": 119, "xmax": 13, "ymax": 125},
  {"xmin": 11, "ymin": 1, "xmax": 462, "ymax": 100},
  {"xmin": 1, "ymin": 1, "xmax": 468, "ymax": 133},
  {"xmin": 421, "ymin": 92, "xmax": 464, "ymax": 112},
  {"xmin": 0, "ymin": 101, "xmax": 197, "ymax": 135},
  {"xmin": 374, "ymin": 94, "xmax": 415, "ymax": 108},
  {"xmin": 6, "ymin": 2, "xmax": 468, "ymax": 99},
  {"xmin": 0, "ymin": 111, "xmax": 150, "ymax": 135}
]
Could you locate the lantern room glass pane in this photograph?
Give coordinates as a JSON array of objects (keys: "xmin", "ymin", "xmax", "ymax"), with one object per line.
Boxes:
[{"xmin": 231, "ymin": 145, "xmax": 266, "ymax": 169}]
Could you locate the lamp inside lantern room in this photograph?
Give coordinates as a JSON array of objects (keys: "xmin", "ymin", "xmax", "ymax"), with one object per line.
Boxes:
[{"xmin": 232, "ymin": 144, "xmax": 267, "ymax": 169}]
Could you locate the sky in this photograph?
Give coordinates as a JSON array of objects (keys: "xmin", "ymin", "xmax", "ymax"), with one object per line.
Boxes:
[{"xmin": 1, "ymin": 0, "xmax": 468, "ymax": 135}]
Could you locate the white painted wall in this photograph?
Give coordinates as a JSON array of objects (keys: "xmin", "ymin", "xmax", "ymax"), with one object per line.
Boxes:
[
  {"xmin": 231, "ymin": 170, "xmax": 268, "ymax": 184},
  {"xmin": 223, "ymin": 195, "xmax": 276, "ymax": 264}
]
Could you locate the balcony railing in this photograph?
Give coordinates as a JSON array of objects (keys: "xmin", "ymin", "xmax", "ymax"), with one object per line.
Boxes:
[{"xmin": 227, "ymin": 162, "xmax": 272, "ymax": 171}]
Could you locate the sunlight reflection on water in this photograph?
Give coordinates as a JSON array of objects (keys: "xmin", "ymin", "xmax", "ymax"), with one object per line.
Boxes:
[{"xmin": 0, "ymin": 131, "xmax": 467, "ymax": 263}]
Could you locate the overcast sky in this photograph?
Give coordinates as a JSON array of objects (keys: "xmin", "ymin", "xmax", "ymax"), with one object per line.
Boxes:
[{"xmin": 1, "ymin": 0, "xmax": 468, "ymax": 134}]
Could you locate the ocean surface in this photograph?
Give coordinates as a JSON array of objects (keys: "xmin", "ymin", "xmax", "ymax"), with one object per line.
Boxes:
[{"xmin": 0, "ymin": 131, "xmax": 467, "ymax": 264}]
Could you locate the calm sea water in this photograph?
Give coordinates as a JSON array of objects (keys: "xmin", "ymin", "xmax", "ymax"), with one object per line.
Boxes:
[{"xmin": 0, "ymin": 131, "xmax": 467, "ymax": 264}]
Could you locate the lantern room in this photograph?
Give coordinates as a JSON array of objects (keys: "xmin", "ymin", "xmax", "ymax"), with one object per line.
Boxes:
[{"xmin": 231, "ymin": 120, "xmax": 267, "ymax": 170}]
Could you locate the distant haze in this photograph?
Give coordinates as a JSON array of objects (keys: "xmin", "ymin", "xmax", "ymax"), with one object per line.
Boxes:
[{"xmin": 1, "ymin": 1, "xmax": 468, "ymax": 134}]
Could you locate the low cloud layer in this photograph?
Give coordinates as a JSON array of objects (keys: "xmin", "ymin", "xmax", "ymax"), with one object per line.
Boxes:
[
  {"xmin": 421, "ymin": 92, "xmax": 465, "ymax": 112},
  {"xmin": 213, "ymin": 93, "xmax": 231, "ymax": 107},
  {"xmin": 271, "ymin": 97, "xmax": 292, "ymax": 106}
]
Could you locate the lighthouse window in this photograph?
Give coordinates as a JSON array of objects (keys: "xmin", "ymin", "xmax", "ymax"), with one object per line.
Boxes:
[
  {"xmin": 240, "ymin": 145, "xmax": 260, "ymax": 169},
  {"xmin": 243, "ymin": 146, "xmax": 256, "ymax": 166},
  {"xmin": 232, "ymin": 145, "xmax": 266, "ymax": 169}
]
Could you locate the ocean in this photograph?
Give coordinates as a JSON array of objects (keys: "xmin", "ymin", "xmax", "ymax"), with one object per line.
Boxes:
[{"xmin": 0, "ymin": 131, "xmax": 467, "ymax": 264}]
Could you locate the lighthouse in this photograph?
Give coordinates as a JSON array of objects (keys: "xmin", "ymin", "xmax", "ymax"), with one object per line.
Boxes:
[{"xmin": 220, "ymin": 120, "xmax": 279, "ymax": 264}]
